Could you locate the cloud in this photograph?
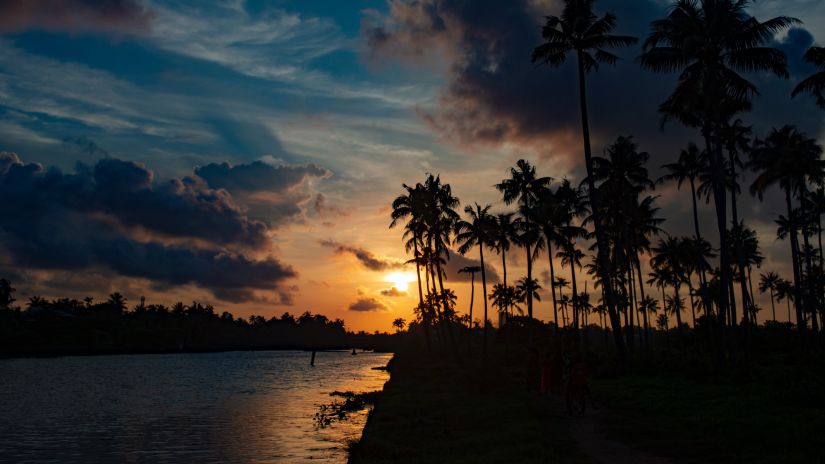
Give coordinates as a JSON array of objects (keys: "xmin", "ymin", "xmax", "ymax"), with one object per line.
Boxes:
[
  {"xmin": 194, "ymin": 160, "xmax": 330, "ymax": 194},
  {"xmin": 321, "ymin": 240, "xmax": 405, "ymax": 271},
  {"xmin": 0, "ymin": 0, "xmax": 153, "ymax": 34},
  {"xmin": 0, "ymin": 152, "xmax": 298, "ymax": 302},
  {"xmin": 363, "ymin": 0, "xmax": 824, "ymax": 169},
  {"xmin": 349, "ymin": 296, "xmax": 389, "ymax": 312},
  {"xmin": 381, "ymin": 287, "xmax": 408, "ymax": 297},
  {"xmin": 313, "ymin": 193, "xmax": 350, "ymax": 219},
  {"xmin": 62, "ymin": 135, "xmax": 110, "ymax": 158}
]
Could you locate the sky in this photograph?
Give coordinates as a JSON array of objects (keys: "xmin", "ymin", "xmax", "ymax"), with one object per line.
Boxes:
[{"xmin": 1, "ymin": 0, "xmax": 824, "ymax": 332}]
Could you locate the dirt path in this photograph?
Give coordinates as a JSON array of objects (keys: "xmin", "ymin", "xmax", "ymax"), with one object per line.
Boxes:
[{"xmin": 548, "ymin": 396, "xmax": 674, "ymax": 464}]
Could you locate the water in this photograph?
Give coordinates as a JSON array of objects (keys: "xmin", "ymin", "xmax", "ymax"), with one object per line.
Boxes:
[{"xmin": 0, "ymin": 350, "xmax": 392, "ymax": 464}]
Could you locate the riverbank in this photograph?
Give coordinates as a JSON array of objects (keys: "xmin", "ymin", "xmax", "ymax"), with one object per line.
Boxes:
[
  {"xmin": 349, "ymin": 349, "xmax": 588, "ymax": 464},
  {"xmin": 351, "ymin": 344, "xmax": 825, "ymax": 463}
]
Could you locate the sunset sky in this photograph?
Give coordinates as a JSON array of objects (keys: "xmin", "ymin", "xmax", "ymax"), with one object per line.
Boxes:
[{"xmin": 1, "ymin": 0, "xmax": 824, "ymax": 331}]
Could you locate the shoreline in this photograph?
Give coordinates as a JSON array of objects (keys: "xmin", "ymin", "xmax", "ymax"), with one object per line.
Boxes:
[
  {"xmin": 348, "ymin": 349, "xmax": 585, "ymax": 464},
  {"xmin": 0, "ymin": 345, "xmax": 393, "ymax": 361}
]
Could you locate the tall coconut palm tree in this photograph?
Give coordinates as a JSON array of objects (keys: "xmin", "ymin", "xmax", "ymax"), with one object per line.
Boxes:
[
  {"xmin": 750, "ymin": 126, "xmax": 825, "ymax": 336},
  {"xmin": 455, "ymin": 203, "xmax": 494, "ymax": 355},
  {"xmin": 661, "ymin": 143, "xmax": 707, "ymax": 243},
  {"xmin": 775, "ymin": 278, "xmax": 795, "ymax": 324},
  {"xmin": 759, "ymin": 271, "xmax": 781, "ymax": 322},
  {"xmin": 660, "ymin": 143, "xmax": 711, "ymax": 304},
  {"xmin": 534, "ymin": 190, "xmax": 564, "ymax": 327},
  {"xmin": 391, "ymin": 182, "xmax": 431, "ymax": 345},
  {"xmin": 532, "ymin": 0, "xmax": 637, "ymax": 356},
  {"xmin": 792, "ymin": 46, "xmax": 825, "ymax": 108},
  {"xmin": 496, "ymin": 160, "xmax": 552, "ymax": 319},
  {"xmin": 492, "ymin": 212, "xmax": 518, "ymax": 317},
  {"xmin": 458, "ymin": 265, "xmax": 482, "ymax": 349},
  {"xmin": 555, "ymin": 277, "xmax": 571, "ymax": 327},
  {"xmin": 640, "ymin": 0, "xmax": 797, "ymax": 354}
]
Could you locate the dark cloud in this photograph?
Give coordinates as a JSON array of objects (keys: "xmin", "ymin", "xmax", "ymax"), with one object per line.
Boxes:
[
  {"xmin": 364, "ymin": 1, "xmax": 823, "ymax": 169},
  {"xmin": 381, "ymin": 287, "xmax": 408, "ymax": 297},
  {"xmin": 349, "ymin": 296, "xmax": 389, "ymax": 312},
  {"xmin": 194, "ymin": 160, "xmax": 330, "ymax": 194},
  {"xmin": 443, "ymin": 251, "xmax": 500, "ymax": 284},
  {"xmin": 62, "ymin": 136, "xmax": 109, "ymax": 158},
  {"xmin": 0, "ymin": 0, "xmax": 153, "ymax": 34},
  {"xmin": 321, "ymin": 240, "xmax": 405, "ymax": 271},
  {"xmin": 313, "ymin": 193, "xmax": 349, "ymax": 219},
  {"xmin": 0, "ymin": 153, "xmax": 298, "ymax": 302}
]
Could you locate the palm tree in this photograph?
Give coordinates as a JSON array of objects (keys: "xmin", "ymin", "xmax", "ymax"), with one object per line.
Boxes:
[
  {"xmin": 492, "ymin": 213, "xmax": 518, "ymax": 317},
  {"xmin": 533, "ymin": 0, "xmax": 637, "ymax": 356},
  {"xmin": 496, "ymin": 160, "xmax": 551, "ymax": 319},
  {"xmin": 391, "ymin": 182, "xmax": 430, "ymax": 347},
  {"xmin": 792, "ymin": 46, "xmax": 825, "ymax": 108},
  {"xmin": 750, "ymin": 126, "xmax": 825, "ymax": 336},
  {"xmin": 759, "ymin": 271, "xmax": 780, "ymax": 322},
  {"xmin": 660, "ymin": 143, "xmax": 710, "ymax": 303},
  {"xmin": 558, "ymin": 242, "xmax": 585, "ymax": 329},
  {"xmin": 555, "ymin": 277, "xmax": 571, "ymax": 327},
  {"xmin": 106, "ymin": 292, "xmax": 127, "ymax": 312},
  {"xmin": 534, "ymin": 190, "xmax": 564, "ymax": 327},
  {"xmin": 516, "ymin": 277, "xmax": 542, "ymax": 308},
  {"xmin": 651, "ymin": 236, "xmax": 692, "ymax": 330},
  {"xmin": 458, "ymin": 265, "xmax": 482, "ymax": 349},
  {"xmin": 455, "ymin": 203, "xmax": 494, "ymax": 355},
  {"xmin": 491, "ymin": 284, "xmax": 520, "ymax": 321},
  {"xmin": 661, "ymin": 143, "xmax": 706, "ymax": 243},
  {"xmin": 640, "ymin": 0, "xmax": 797, "ymax": 353},
  {"xmin": 775, "ymin": 278, "xmax": 795, "ymax": 324},
  {"xmin": 392, "ymin": 318, "xmax": 406, "ymax": 333}
]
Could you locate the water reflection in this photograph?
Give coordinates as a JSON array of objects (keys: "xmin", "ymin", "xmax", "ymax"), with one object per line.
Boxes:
[{"xmin": 0, "ymin": 351, "xmax": 391, "ymax": 463}]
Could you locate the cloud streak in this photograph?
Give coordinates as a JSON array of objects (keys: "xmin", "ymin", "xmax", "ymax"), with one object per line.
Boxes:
[{"xmin": 321, "ymin": 240, "xmax": 406, "ymax": 271}]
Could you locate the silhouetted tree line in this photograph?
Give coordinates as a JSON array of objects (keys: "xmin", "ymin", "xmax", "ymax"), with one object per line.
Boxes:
[
  {"xmin": 0, "ymin": 279, "xmax": 400, "ymax": 357},
  {"xmin": 390, "ymin": 0, "xmax": 825, "ymax": 366}
]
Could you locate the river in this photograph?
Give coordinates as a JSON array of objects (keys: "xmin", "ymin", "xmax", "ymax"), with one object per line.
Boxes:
[{"xmin": 0, "ymin": 350, "xmax": 392, "ymax": 463}]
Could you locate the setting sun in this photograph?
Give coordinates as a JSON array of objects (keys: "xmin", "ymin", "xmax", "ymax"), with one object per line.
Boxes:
[{"xmin": 384, "ymin": 272, "xmax": 417, "ymax": 292}]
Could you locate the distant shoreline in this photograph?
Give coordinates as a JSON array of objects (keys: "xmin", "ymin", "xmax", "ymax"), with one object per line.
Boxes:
[{"xmin": 0, "ymin": 345, "xmax": 392, "ymax": 361}]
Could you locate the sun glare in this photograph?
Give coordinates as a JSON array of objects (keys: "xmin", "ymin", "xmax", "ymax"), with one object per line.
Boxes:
[{"xmin": 385, "ymin": 272, "xmax": 416, "ymax": 292}]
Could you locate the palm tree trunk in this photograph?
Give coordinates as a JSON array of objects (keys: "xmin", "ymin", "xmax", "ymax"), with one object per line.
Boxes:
[
  {"xmin": 769, "ymin": 288, "xmax": 776, "ymax": 322},
  {"xmin": 689, "ymin": 178, "xmax": 712, "ymax": 315},
  {"xmin": 627, "ymin": 260, "xmax": 636, "ymax": 349},
  {"xmin": 674, "ymin": 284, "xmax": 683, "ymax": 329},
  {"xmin": 704, "ymin": 130, "xmax": 731, "ymax": 364},
  {"xmin": 569, "ymin": 247, "xmax": 579, "ymax": 331},
  {"xmin": 548, "ymin": 241, "xmax": 558, "ymax": 328},
  {"xmin": 479, "ymin": 243, "xmax": 489, "ymax": 357},
  {"xmin": 687, "ymin": 275, "xmax": 697, "ymax": 328},
  {"xmin": 526, "ymin": 243, "xmax": 533, "ymax": 319},
  {"xmin": 799, "ymin": 189, "xmax": 820, "ymax": 334},
  {"xmin": 501, "ymin": 249, "xmax": 508, "ymax": 320},
  {"xmin": 635, "ymin": 258, "xmax": 650, "ymax": 349},
  {"xmin": 468, "ymin": 271, "xmax": 475, "ymax": 352},
  {"xmin": 576, "ymin": 49, "xmax": 626, "ymax": 357},
  {"xmin": 785, "ymin": 188, "xmax": 807, "ymax": 338},
  {"xmin": 729, "ymin": 155, "xmax": 753, "ymax": 334},
  {"xmin": 413, "ymin": 238, "xmax": 431, "ymax": 352},
  {"xmin": 435, "ymin": 252, "xmax": 460, "ymax": 362}
]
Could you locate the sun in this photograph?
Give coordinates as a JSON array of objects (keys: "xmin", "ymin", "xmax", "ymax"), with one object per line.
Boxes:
[{"xmin": 384, "ymin": 271, "xmax": 416, "ymax": 292}]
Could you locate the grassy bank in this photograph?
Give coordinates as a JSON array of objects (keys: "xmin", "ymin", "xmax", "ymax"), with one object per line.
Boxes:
[
  {"xmin": 592, "ymin": 356, "xmax": 825, "ymax": 463},
  {"xmin": 349, "ymin": 349, "xmax": 587, "ymax": 464}
]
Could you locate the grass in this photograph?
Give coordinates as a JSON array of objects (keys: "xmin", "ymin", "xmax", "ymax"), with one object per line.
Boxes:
[
  {"xmin": 592, "ymin": 356, "xmax": 825, "ymax": 463},
  {"xmin": 349, "ymin": 348, "xmax": 588, "ymax": 464}
]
